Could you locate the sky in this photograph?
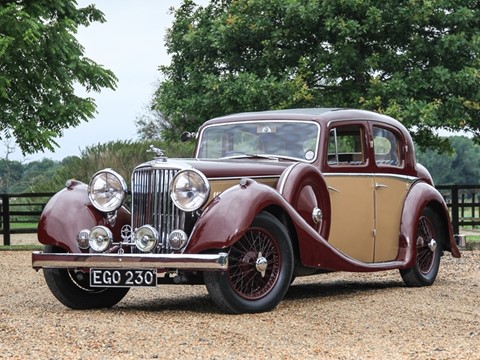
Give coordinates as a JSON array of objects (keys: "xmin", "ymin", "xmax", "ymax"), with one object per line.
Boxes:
[{"xmin": 8, "ymin": 0, "xmax": 208, "ymax": 162}]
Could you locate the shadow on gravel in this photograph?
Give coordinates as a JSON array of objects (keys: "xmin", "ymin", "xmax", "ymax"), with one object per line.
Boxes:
[
  {"xmin": 114, "ymin": 279, "xmax": 404, "ymax": 314},
  {"xmin": 285, "ymin": 279, "xmax": 404, "ymax": 301}
]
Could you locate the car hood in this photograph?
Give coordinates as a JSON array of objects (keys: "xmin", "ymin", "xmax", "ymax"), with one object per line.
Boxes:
[{"xmin": 150, "ymin": 158, "xmax": 293, "ymax": 178}]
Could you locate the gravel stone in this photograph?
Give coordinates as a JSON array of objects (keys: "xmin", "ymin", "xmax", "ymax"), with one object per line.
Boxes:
[{"xmin": 0, "ymin": 250, "xmax": 478, "ymax": 359}]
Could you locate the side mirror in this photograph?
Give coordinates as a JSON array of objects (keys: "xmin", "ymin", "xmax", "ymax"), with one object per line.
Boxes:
[{"xmin": 181, "ymin": 131, "xmax": 196, "ymax": 142}]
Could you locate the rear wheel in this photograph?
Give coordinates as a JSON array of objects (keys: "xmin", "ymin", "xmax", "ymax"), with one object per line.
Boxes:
[
  {"xmin": 204, "ymin": 212, "xmax": 294, "ymax": 314},
  {"xmin": 400, "ymin": 208, "xmax": 443, "ymax": 287},
  {"xmin": 43, "ymin": 245, "xmax": 129, "ymax": 309}
]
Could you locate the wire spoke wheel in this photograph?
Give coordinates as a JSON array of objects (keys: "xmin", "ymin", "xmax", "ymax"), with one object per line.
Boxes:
[
  {"xmin": 400, "ymin": 207, "xmax": 443, "ymax": 287},
  {"xmin": 204, "ymin": 212, "xmax": 294, "ymax": 313},
  {"xmin": 416, "ymin": 216, "xmax": 435, "ymax": 274},
  {"xmin": 228, "ymin": 227, "xmax": 281, "ymax": 300}
]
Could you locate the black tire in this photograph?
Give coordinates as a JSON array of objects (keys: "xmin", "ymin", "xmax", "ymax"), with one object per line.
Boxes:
[
  {"xmin": 400, "ymin": 207, "xmax": 443, "ymax": 287},
  {"xmin": 204, "ymin": 212, "xmax": 294, "ymax": 314},
  {"xmin": 43, "ymin": 245, "xmax": 129, "ymax": 309}
]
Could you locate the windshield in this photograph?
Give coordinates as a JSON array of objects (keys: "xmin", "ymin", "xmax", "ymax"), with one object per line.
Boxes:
[{"xmin": 197, "ymin": 121, "xmax": 320, "ymax": 161}]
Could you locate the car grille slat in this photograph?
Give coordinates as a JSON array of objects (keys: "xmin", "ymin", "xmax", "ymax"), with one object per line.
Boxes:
[{"xmin": 131, "ymin": 167, "xmax": 182, "ymax": 252}]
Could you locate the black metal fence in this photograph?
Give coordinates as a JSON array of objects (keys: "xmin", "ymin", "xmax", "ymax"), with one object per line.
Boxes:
[
  {"xmin": 0, "ymin": 192, "xmax": 55, "ymax": 246},
  {"xmin": 1, "ymin": 185, "xmax": 480, "ymax": 246}
]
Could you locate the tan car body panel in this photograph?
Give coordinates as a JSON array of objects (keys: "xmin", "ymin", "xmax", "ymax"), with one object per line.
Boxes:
[
  {"xmin": 374, "ymin": 174, "xmax": 413, "ymax": 261},
  {"xmin": 325, "ymin": 175, "xmax": 375, "ymax": 262},
  {"xmin": 208, "ymin": 177, "xmax": 279, "ymax": 204},
  {"xmin": 325, "ymin": 173, "xmax": 413, "ymax": 263}
]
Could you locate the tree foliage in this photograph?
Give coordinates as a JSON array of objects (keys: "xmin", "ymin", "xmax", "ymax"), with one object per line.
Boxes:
[
  {"xmin": 135, "ymin": 107, "xmax": 166, "ymax": 141},
  {"xmin": 13, "ymin": 140, "xmax": 194, "ymax": 193},
  {"xmin": 0, "ymin": 1, "xmax": 117, "ymax": 154},
  {"xmin": 416, "ymin": 136, "xmax": 480, "ymax": 184},
  {"xmin": 154, "ymin": 0, "xmax": 480, "ymax": 151}
]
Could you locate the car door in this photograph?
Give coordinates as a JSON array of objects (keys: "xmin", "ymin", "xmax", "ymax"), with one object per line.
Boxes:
[
  {"xmin": 324, "ymin": 123, "xmax": 375, "ymax": 263},
  {"xmin": 372, "ymin": 125, "xmax": 414, "ymax": 262}
]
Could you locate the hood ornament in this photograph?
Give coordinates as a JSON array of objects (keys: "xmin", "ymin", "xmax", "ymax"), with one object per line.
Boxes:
[{"xmin": 148, "ymin": 145, "xmax": 167, "ymax": 161}]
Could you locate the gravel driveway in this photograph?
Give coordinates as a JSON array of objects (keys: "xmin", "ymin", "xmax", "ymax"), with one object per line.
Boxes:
[{"xmin": 0, "ymin": 249, "xmax": 478, "ymax": 359}]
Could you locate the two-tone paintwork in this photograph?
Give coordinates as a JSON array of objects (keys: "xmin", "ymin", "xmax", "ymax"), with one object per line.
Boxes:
[{"xmin": 34, "ymin": 108, "xmax": 460, "ymax": 276}]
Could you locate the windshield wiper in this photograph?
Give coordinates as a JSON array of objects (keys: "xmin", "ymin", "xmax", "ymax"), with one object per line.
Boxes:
[{"xmin": 220, "ymin": 153, "xmax": 300, "ymax": 161}]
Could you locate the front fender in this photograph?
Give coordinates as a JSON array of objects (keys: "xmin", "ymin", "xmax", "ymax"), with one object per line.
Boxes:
[
  {"xmin": 185, "ymin": 179, "xmax": 289, "ymax": 254},
  {"xmin": 37, "ymin": 180, "xmax": 130, "ymax": 253},
  {"xmin": 399, "ymin": 181, "xmax": 460, "ymax": 267}
]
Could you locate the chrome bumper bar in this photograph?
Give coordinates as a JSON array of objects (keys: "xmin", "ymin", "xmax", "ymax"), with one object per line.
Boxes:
[{"xmin": 32, "ymin": 251, "xmax": 228, "ymax": 271}]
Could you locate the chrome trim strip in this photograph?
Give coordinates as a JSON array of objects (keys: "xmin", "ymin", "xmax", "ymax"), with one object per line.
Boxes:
[
  {"xmin": 276, "ymin": 163, "xmax": 298, "ymax": 194},
  {"xmin": 32, "ymin": 251, "xmax": 228, "ymax": 271},
  {"xmin": 209, "ymin": 175, "xmax": 280, "ymax": 181},
  {"xmin": 323, "ymin": 172, "xmax": 417, "ymax": 182}
]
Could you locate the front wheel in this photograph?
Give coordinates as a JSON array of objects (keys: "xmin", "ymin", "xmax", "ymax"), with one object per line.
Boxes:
[
  {"xmin": 204, "ymin": 212, "xmax": 294, "ymax": 314},
  {"xmin": 43, "ymin": 245, "xmax": 129, "ymax": 309},
  {"xmin": 400, "ymin": 207, "xmax": 443, "ymax": 287}
]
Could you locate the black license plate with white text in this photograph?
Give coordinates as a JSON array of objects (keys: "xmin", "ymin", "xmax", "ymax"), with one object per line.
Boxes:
[{"xmin": 90, "ymin": 269, "xmax": 157, "ymax": 287}]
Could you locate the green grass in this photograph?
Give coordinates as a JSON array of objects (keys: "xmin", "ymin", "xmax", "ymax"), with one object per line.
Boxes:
[
  {"xmin": 9, "ymin": 222, "xmax": 38, "ymax": 229},
  {"xmin": 466, "ymin": 235, "xmax": 480, "ymax": 242},
  {"xmin": 0, "ymin": 244, "xmax": 43, "ymax": 251}
]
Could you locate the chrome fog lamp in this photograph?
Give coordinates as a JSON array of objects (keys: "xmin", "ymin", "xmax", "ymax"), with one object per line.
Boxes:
[
  {"xmin": 170, "ymin": 169, "xmax": 210, "ymax": 212},
  {"xmin": 77, "ymin": 229, "xmax": 91, "ymax": 249},
  {"xmin": 168, "ymin": 230, "xmax": 188, "ymax": 250},
  {"xmin": 89, "ymin": 226, "xmax": 113, "ymax": 252},
  {"xmin": 88, "ymin": 169, "xmax": 127, "ymax": 213},
  {"xmin": 134, "ymin": 225, "xmax": 159, "ymax": 252}
]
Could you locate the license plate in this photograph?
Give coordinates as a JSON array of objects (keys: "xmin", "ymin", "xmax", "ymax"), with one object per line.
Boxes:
[{"xmin": 90, "ymin": 269, "xmax": 157, "ymax": 287}]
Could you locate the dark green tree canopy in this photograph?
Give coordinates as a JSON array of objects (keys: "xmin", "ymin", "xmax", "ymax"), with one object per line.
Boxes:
[
  {"xmin": 0, "ymin": 1, "xmax": 117, "ymax": 154},
  {"xmin": 155, "ymin": 0, "xmax": 480, "ymax": 151},
  {"xmin": 416, "ymin": 136, "xmax": 480, "ymax": 184}
]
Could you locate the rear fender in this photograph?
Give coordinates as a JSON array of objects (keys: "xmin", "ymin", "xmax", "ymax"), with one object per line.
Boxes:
[
  {"xmin": 399, "ymin": 181, "xmax": 460, "ymax": 268},
  {"xmin": 37, "ymin": 180, "xmax": 130, "ymax": 253}
]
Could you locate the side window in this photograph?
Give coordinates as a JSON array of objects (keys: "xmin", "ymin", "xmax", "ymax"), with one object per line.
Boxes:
[
  {"xmin": 373, "ymin": 126, "xmax": 402, "ymax": 167},
  {"xmin": 328, "ymin": 125, "xmax": 366, "ymax": 166}
]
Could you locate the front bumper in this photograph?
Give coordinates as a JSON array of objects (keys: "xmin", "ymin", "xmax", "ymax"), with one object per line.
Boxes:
[{"xmin": 32, "ymin": 251, "xmax": 229, "ymax": 271}]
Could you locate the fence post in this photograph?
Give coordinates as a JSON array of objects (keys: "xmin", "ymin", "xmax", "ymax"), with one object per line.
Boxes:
[
  {"xmin": 451, "ymin": 185, "xmax": 459, "ymax": 235},
  {"xmin": 1, "ymin": 195, "xmax": 10, "ymax": 246}
]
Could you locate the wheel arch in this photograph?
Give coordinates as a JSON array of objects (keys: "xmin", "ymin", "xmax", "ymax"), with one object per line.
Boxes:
[
  {"xmin": 424, "ymin": 199, "xmax": 456, "ymax": 255},
  {"xmin": 399, "ymin": 181, "xmax": 460, "ymax": 266}
]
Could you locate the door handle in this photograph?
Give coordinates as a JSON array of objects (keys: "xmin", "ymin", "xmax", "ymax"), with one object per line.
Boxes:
[{"xmin": 375, "ymin": 183, "xmax": 388, "ymax": 189}]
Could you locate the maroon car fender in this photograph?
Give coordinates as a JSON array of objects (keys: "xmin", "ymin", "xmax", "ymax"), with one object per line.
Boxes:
[
  {"xmin": 398, "ymin": 181, "xmax": 460, "ymax": 268},
  {"xmin": 276, "ymin": 163, "xmax": 331, "ymax": 239},
  {"xmin": 185, "ymin": 179, "xmax": 291, "ymax": 254},
  {"xmin": 37, "ymin": 180, "xmax": 130, "ymax": 253}
]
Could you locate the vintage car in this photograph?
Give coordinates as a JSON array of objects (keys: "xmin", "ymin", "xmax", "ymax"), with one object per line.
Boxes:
[{"xmin": 32, "ymin": 108, "xmax": 461, "ymax": 314}]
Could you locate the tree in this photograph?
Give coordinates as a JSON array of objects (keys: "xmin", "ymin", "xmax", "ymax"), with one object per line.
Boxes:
[
  {"xmin": 155, "ymin": 0, "xmax": 480, "ymax": 151},
  {"xmin": 28, "ymin": 140, "xmax": 195, "ymax": 193},
  {"xmin": 135, "ymin": 105, "xmax": 196, "ymax": 156},
  {"xmin": 135, "ymin": 107, "xmax": 165, "ymax": 141},
  {"xmin": 0, "ymin": 1, "xmax": 117, "ymax": 154},
  {"xmin": 416, "ymin": 136, "xmax": 480, "ymax": 184}
]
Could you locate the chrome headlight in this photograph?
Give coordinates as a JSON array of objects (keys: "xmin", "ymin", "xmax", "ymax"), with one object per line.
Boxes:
[
  {"xmin": 134, "ymin": 225, "xmax": 159, "ymax": 252},
  {"xmin": 170, "ymin": 169, "xmax": 210, "ymax": 212},
  {"xmin": 88, "ymin": 169, "xmax": 127, "ymax": 212},
  {"xmin": 89, "ymin": 226, "xmax": 112, "ymax": 252}
]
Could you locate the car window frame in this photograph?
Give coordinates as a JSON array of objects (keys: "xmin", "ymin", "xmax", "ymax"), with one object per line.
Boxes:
[{"xmin": 325, "ymin": 121, "xmax": 370, "ymax": 170}]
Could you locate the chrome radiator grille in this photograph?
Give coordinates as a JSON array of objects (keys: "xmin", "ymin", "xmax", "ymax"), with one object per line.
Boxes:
[{"xmin": 131, "ymin": 167, "xmax": 184, "ymax": 250}]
